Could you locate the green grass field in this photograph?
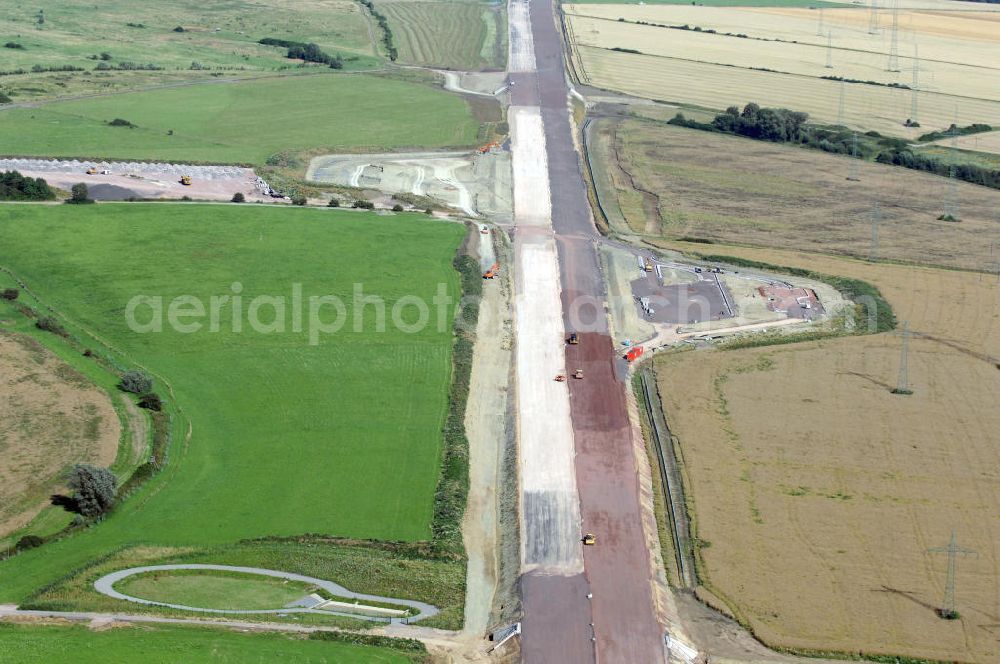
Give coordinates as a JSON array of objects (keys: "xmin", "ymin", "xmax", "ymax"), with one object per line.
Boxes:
[
  {"xmin": 0, "ymin": 0, "xmax": 381, "ymax": 101},
  {"xmin": 0, "ymin": 74, "xmax": 479, "ymax": 163},
  {"xmin": 117, "ymin": 570, "xmax": 315, "ymax": 610},
  {"xmin": 383, "ymin": 1, "xmax": 504, "ymax": 70},
  {"xmin": 0, "ymin": 203, "xmax": 465, "ymax": 602},
  {"xmin": 28, "ymin": 539, "xmax": 466, "ymax": 630},
  {"xmin": 0, "ymin": 623, "xmax": 417, "ymax": 663}
]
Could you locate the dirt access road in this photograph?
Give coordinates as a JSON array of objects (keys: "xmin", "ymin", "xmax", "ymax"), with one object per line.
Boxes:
[{"xmin": 508, "ymin": 0, "xmax": 667, "ymax": 662}]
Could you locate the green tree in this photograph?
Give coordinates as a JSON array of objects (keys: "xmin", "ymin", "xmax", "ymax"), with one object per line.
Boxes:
[
  {"xmin": 67, "ymin": 182, "xmax": 93, "ymax": 204},
  {"xmin": 120, "ymin": 370, "xmax": 153, "ymax": 394},
  {"xmin": 67, "ymin": 464, "xmax": 117, "ymax": 518}
]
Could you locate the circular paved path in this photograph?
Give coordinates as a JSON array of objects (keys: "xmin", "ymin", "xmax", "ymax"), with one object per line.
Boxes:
[{"xmin": 93, "ymin": 564, "xmax": 438, "ymax": 623}]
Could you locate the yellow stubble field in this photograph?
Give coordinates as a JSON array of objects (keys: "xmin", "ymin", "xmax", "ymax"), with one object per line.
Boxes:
[
  {"xmin": 654, "ymin": 242, "xmax": 1000, "ymax": 661},
  {"xmin": 566, "ymin": 3, "xmax": 1000, "ymax": 135}
]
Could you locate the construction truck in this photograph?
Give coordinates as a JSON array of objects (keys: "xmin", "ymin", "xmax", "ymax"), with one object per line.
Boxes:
[
  {"xmin": 180, "ymin": 175, "xmax": 192, "ymax": 186},
  {"xmin": 624, "ymin": 346, "xmax": 644, "ymax": 363},
  {"xmin": 482, "ymin": 262, "xmax": 499, "ymax": 279},
  {"xmin": 643, "ymin": 259, "xmax": 654, "ymax": 272}
]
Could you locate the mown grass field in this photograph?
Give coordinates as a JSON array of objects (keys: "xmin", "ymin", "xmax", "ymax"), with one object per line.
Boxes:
[
  {"xmin": 382, "ymin": 1, "xmax": 505, "ymax": 70},
  {"xmin": 117, "ymin": 569, "xmax": 316, "ymax": 611},
  {"xmin": 596, "ymin": 120, "xmax": 1000, "ymax": 271},
  {"xmin": 0, "ymin": 203, "xmax": 465, "ymax": 603},
  {"xmin": 0, "ymin": 74, "xmax": 479, "ymax": 163},
  {"xmin": 0, "ymin": 0, "xmax": 380, "ymax": 101},
  {"xmin": 0, "ymin": 623, "xmax": 418, "ymax": 663},
  {"xmin": 652, "ymin": 240, "xmax": 1000, "ymax": 662}
]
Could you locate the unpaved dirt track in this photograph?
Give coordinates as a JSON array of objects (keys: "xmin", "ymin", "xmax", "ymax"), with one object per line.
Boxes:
[{"xmin": 510, "ymin": 0, "xmax": 666, "ymax": 662}]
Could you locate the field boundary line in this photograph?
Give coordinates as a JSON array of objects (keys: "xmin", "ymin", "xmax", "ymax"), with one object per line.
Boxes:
[{"xmin": 638, "ymin": 369, "xmax": 696, "ymax": 589}]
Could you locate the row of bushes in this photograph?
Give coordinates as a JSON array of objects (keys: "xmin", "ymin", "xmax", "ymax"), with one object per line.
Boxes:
[
  {"xmin": 430, "ymin": 252, "xmax": 482, "ymax": 557},
  {"xmin": 876, "ymin": 147, "xmax": 1000, "ymax": 189},
  {"xmin": 359, "ymin": 0, "xmax": 398, "ymax": 61},
  {"xmin": 258, "ymin": 38, "xmax": 343, "ymax": 69},
  {"xmin": 821, "ymin": 75, "xmax": 909, "ymax": 90},
  {"xmin": 94, "ymin": 61, "xmax": 163, "ymax": 71},
  {"xmin": 668, "ymin": 103, "xmax": 1000, "ymax": 191},
  {"xmin": 917, "ymin": 123, "xmax": 993, "ymax": 143},
  {"xmin": 0, "ymin": 64, "xmax": 85, "ymax": 76}
]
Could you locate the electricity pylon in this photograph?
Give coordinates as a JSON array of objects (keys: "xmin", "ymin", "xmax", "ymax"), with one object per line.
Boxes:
[{"xmin": 928, "ymin": 532, "xmax": 976, "ymax": 619}]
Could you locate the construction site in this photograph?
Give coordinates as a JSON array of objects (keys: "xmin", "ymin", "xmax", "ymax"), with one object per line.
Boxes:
[
  {"xmin": 307, "ymin": 145, "xmax": 513, "ymax": 220},
  {"xmin": 0, "ymin": 158, "xmax": 269, "ymax": 202},
  {"xmin": 2, "ymin": 0, "xmax": 998, "ymax": 662},
  {"xmin": 599, "ymin": 242, "xmax": 847, "ymax": 353}
]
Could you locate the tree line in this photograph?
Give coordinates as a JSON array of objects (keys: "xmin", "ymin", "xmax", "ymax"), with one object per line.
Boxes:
[
  {"xmin": 258, "ymin": 38, "xmax": 343, "ymax": 69},
  {"xmin": 358, "ymin": 0, "xmax": 398, "ymax": 61},
  {"xmin": 0, "ymin": 170, "xmax": 55, "ymax": 201},
  {"xmin": 668, "ymin": 103, "xmax": 1000, "ymax": 192}
]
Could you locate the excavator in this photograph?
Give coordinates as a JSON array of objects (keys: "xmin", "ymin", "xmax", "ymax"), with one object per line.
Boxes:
[{"xmin": 179, "ymin": 175, "xmax": 192, "ymax": 186}]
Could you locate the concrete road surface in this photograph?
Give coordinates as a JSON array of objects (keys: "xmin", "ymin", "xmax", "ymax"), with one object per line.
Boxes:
[{"xmin": 507, "ymin": 0, "xmax": 668, "ymax": 662}]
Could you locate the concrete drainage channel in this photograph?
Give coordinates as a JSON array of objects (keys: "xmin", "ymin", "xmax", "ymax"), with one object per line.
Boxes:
[{"xmin": 93, "ymin": 564, "xmax": 438, "ymax": 624}]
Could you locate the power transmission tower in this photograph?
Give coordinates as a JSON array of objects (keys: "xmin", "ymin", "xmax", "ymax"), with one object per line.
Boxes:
[
  {"xmin": 826, "ymin": 30, "xmax": 834, "ymax": 69},
  {"xmin": 891, "ymin": 321, "xmax": 912, "ymax": 395},
  {"xmin": 942, "ymin": 116, "xmax": 960, "ymax": 221},
  {"xmin": 869, "ymin": 201, "xmax": 881, "ymax": 261},
  {"xmin": 887, "ymin": 0, "xmax": 900, "ymax": 72},
  {"xmin": 837, "ymin": 79, "xmax": 846, "ymax": 125},
  {"xmin": 910, "ymin": 45, "xmax": 920, "ymax": 123},
  {"xmin": 868, "ymin": 0, "xmax": 880, "ymax": 34},
  {"xmin": 847, "ymin": 132, "xmax": 861, "ymax": 181},
  {"xmin": 987, "ymin": 242, "xmax": 1000, "ymax": 284},
  {"xmin": 928, "ymin": 532, "xmax": 976, "ymax": 620},
  {"xmin": 817, "ymin": 7, "xmax": 825, "ymax": 36}
]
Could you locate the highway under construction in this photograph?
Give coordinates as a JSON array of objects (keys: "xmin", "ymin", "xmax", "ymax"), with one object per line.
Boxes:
[{"xmin": 506, "ymin": 1, "xmax": 671, "ymax": 661}]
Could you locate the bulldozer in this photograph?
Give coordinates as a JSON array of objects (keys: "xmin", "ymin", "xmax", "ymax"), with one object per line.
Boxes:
[
  {"xmin": 180, "ymin": 175, "xmax": 192, "ymax": 186},
  {"xmin": 567, "ymin": 333, "xmax": 579, "ymax": 345},
  {"xmin": 583, "ymin": 533, "xmax": 596, "ymax": 546},
  {"xmin": 85, "ymin": 167, "xmax": 97, "ymax": 175},
  {"xmin": 572, "ymin": 369, "xmax": 584, "ymax": 380}
]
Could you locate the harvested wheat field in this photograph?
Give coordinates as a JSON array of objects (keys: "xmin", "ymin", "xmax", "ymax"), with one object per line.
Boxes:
[
  {"xmin": 0, "ymin": 334, "xmax": 120, "ymax": 537},
  {"xmin": 654, "ymin": 241, "xmax": 1000, "ymax": 661},
  {"xmin": 566, "ymin": 3, "xmax": 1000, "ymax": 135},
  {"xmin": 610, "ymin": 121, "xmax": 1000, "ymax": 272}
]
